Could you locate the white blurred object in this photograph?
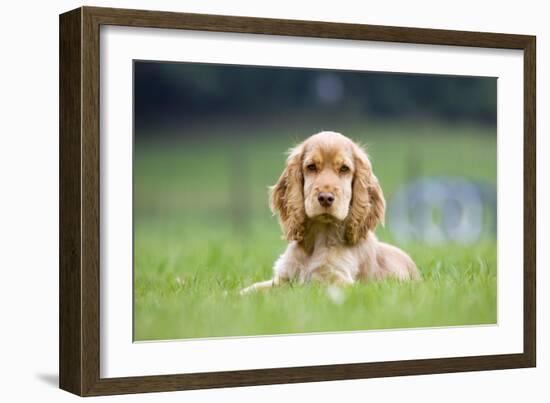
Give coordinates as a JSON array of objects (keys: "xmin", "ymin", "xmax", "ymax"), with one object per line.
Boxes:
[
  {"xmin": 388, "ymin": 177, "xmax": 496, "ymax": 245},
  {"xmin": 326, "ymin": 285, "xmax": 346, "ymax": 305}
]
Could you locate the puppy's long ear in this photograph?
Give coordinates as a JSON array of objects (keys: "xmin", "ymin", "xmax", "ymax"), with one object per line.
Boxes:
[
  {"xmin": 345, "ymin": 143, "xmax": 385, "ymax": 244},
  {"xmin": 269, "ymin": 143, "xmax": 306, "ymax": 241}
]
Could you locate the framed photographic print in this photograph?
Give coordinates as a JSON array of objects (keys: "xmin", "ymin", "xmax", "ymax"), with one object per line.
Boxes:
[{"xmin": 59, "ymin": 6, "xmax": 536, "ymax": 396}]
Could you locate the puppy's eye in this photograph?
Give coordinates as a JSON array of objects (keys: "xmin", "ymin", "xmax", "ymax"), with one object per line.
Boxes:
[
  {"xmin": 306, "ymin": 164, "xmax": 317, "ymax": 172},
  {"xmin": 340, "ymin": 165, "xmax": 350, "ymax": 173}
]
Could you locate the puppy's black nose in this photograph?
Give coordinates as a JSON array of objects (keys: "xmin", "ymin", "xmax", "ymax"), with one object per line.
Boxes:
[{"xmin": 318, "ymin": 192, "xmax": 335, "ymax": 207}]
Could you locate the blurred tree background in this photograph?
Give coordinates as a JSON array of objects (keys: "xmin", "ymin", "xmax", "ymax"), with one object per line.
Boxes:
[{"xmin": 134, "ymin": 62, "xmax": 496, "ymax": 138}]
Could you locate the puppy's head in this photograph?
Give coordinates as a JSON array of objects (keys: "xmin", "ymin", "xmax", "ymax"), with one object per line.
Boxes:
[{"xmin": 270, "ymin": 131, "xmax": 385, "ymax": 244}]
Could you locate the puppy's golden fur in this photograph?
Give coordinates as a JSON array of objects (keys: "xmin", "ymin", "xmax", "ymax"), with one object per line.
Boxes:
[{"xmin": 241, "ymin": 131, "xmax": 419, "ymax": 294}]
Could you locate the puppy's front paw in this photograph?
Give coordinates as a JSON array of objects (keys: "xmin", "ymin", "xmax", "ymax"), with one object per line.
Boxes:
[
  {"xmin": 239, "ymin": 284, "xmax": 256, "ymax": 296},
  {"xmin": 239, "ymin": 279, "xmax": 275, "ymax": 295}
]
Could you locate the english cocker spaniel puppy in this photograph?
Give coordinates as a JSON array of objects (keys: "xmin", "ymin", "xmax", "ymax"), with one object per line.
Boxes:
[{"xmin": 241, "ymin": 131, "xmax": 419, "ymax": 294}]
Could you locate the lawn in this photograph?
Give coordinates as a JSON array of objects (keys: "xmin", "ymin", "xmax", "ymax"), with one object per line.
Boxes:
[{"xmin": 133, "ymin": 121, "xmax": 497, "ymax": 341}]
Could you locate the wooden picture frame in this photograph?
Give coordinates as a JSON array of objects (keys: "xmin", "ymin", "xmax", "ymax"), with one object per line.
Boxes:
[{"xmin": 59, "ymin": 6, "xmax": 536, "ymax": 396}]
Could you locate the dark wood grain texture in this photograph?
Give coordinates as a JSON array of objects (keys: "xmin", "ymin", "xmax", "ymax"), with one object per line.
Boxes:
[
  {"xmin": 523, "ymin": 38, "xmax": 536, "ymax": 367},
  {"xmin": 81, "ymin": 6, "xmax": 102, "ymax": 396},
  {"xmin": 59, "ymin": 6, "xmax": 536, "ymax": 396},
  {"xmin": 59, "ymin": 7, "xmax": 83, "ymax": 395}
]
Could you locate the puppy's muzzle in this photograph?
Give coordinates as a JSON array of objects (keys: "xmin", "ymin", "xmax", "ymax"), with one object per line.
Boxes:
[{"xmin": 317, "ymin": 192, "xmax": 335, "ymax": 208}]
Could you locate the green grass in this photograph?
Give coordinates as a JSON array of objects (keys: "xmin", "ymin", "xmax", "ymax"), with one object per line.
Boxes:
[{"xmin": 134, "ymin": 121, "xmax": 497, "ymax": 341}]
